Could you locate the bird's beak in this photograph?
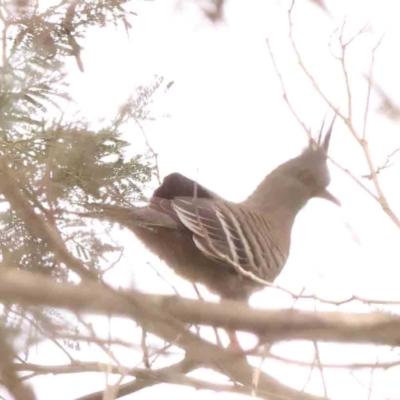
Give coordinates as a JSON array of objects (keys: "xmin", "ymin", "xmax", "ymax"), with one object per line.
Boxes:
[{"xmin": 317, "ymin": 189, "xmax": 341, "ymax": 206}]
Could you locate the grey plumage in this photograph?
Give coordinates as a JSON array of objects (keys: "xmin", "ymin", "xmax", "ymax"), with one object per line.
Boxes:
[{"xmin": 89, "ymin": 121, "xmax": 338, "ymax": 301}]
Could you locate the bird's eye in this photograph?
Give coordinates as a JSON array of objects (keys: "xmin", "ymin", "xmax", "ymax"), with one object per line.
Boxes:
[{"xmin": 298, "ymin": 170, "xmax": 316, "ymax": 187}]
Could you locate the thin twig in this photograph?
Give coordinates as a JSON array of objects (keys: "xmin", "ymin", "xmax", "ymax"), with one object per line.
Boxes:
[
  {"xmin": 287, "ymin": 1, "xmax": 345, "ymax": 121},
  {"xmin": 286, "ymin": 1, "xmax": 400, "ymax": 229},
  {"xmin": 362, "ymin": 35, "xmax": 385, "ymax": 139},
  {"xmin": 361, "ymin": 146, "xmax": 400, "ymax": 179},
  {"xmin": 267, "ymin": 31, "xmax": 381, "ymax": 204},
  {"xmin": 262, "ymin": 353, "xmax": 400, "ymax": 370},
  {"xmin": 265, "ymin": 38, "xmax": 312, "ymax": 141},
  {"xmin": 146, "ymin": 261, "xmax": 181, "ymax": 296},
  {"xmin": 77, "ymin": 316, "xmax": 121, "ymax": 367},
  {"xmin": 313, "ymin": 301, "xmax": 328, "ymax": 398},
  {"xmin": 301, "ymin": 356, "xmax": 317, "ymax": 393},
  {"xmin": 133, "ymin": 116, "xmax": 162, "ymax": 186},
  {"xmin": 141, "ymin": 328, "xmax": 150, "ymax": 368},
  {"xmin": 7, "ymin": 306, "xmax": 75, "ymax": 363},
  {"xmin": 71, "ymin": 358, "xmax": 200, "ymax": 400},
  {"xmin": 367, "ymin": 357, "xmax": 378, "ymax": 400}
]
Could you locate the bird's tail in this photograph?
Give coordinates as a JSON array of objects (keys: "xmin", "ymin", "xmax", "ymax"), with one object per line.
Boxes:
[{"xmin": 80, "ymin": 204, "xmax": 179, "ymax": 230}]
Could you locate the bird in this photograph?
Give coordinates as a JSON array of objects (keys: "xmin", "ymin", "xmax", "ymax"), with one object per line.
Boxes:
[{"xmin": 87, "ymin": 118, "xmax": 339, "ymax": 304}]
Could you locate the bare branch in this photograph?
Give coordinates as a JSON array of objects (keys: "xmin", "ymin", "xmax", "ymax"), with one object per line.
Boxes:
[
  {"xmin": 266, "ymin": 39, "xmax": 312, "ymax": 141},
  {"xmin": 0, "ymin": 268, "xmax": 323, "ymax": 400},
  {"xmin": 285, "ymin": 4, "xmax": 400, "ymax": 228},
  {"xmin": 2, "ymin": 269, "xmax": 400, "ymax": 349},
  {"xmin": 312, "ymin": 302, "xmax": 328, "ymax": 397},
  {"xmin": 267, "ymin": 26, "xmax": 382, "ymax": 204},
  {"xmin": 287, "ymin": 1, "xmax": 345, "ymax": 121},
  {"xmin": 77, "ymin": 316, "xmax": 121, "ymax": 367},
  {"xmin": 362, "ymin": 35, "xmax": 385, "ymax": 139},
  {"xmin": 6, "ymin": 306, "xmax": 76, "ymax": 363},
  {"xmin": 265, "ymin": 353, "xmax": 400, "ymax": 370},
  {"xmin": 72, "ymin": 358, "xmax": 199, "ymax": 400},
  {"xmin": 337, "ymin": 25, "xmax": 353, "ymax": 121},
  {"xmin": 361, "ymin": 146, "xmax": 400, "ymax": 180},
  {"xmin": 367, "ymin": 358, "xmax": 377, "ymax": 400},
  {"xmin": 141, "ymin": 328, "xmax": 150, "ymax": 368},
  {"xmin": 12, "ymin": 359, "xmax": 275, "ymax": 398},
  {"xmin": 133, "ymin": 116, "xmax": 162, "ymax": 186},
  {"xmin": 0, "ymin": 330, "xmax": 37, "ymax": 400},
  {"xmin": 146, "ymin": 261, "xmax": 181, "ymax": 296}
]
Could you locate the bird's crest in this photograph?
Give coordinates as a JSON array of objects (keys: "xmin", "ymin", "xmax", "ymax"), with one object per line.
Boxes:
[
  {"xmin": 309, "ymin": 114, "xmax": 336, "ymax": 154},
  {"xmin": 254, "ymin": 114, "xmax": 339, "ymax": 206}
]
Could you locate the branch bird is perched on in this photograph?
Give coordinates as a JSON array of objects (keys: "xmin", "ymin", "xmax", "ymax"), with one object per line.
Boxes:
[{"xmin": 89, "ymin": 120, "xmax": 339, "ymax": 301}]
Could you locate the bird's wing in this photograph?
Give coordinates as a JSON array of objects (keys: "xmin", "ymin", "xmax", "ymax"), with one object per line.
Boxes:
[
  {"xmin": 148, "ymin": 172, "xmax": 223, "ymax": 229},
  {"xmin": 172, "ymin": 198, "xmax": 288, "ymax": 280},
  {"xmin": 152, "ymin": 173, "xmax": 221, "ymax": 200},
  {"xmin": 87, "ymin": 174, "xmax": 220, "ymax": 231}
]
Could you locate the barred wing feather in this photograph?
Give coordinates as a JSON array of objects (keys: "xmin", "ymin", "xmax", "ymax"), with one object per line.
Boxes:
[{"xmin": 172, "ymin": 198, "xmax": 287, "ymax": 280}]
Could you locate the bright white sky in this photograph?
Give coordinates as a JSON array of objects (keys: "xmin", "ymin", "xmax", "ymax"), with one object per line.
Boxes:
[{"xmin": 14, "ymin": 0, "xmax": 400, "ymax": 399}]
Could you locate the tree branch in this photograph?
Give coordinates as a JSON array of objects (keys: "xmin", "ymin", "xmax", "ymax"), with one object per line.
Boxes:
[
  {"xmin": 0, "ymin": 268, "xmax": 323, "ymax": 400},
  {"xmin": 285, "ymin": 2, "xmax": 400, "ymax": 228},
  {"xmin": 0, "ymin": 157, "xmax": 95, "ymax": 281},
  {"xmin": 1, "ymin": 269, "xmax": 400, "ymax": 348},
  {"xmin": 13, "ymin": 359, "xmax": 269, "ymax": 399},
  {"xmin": 0, "ymin": 329, "xmax": 37, "ymax": 400}
]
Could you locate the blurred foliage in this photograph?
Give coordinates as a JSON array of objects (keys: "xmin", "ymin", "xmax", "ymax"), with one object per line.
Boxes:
[{"xmin": 0, "ymin": 0, "xmax": 163, "ymax": 341}]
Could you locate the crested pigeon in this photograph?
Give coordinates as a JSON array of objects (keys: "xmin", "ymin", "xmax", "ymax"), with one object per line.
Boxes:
[{"xmin": 88, "ymin": 119, "xmax": 338, "ymax": 301}]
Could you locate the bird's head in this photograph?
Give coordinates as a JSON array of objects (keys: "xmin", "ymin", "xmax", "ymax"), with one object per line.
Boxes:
[{"xmin": 272, "ymin": 117, "xmax": 339, "ymax": 206}]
